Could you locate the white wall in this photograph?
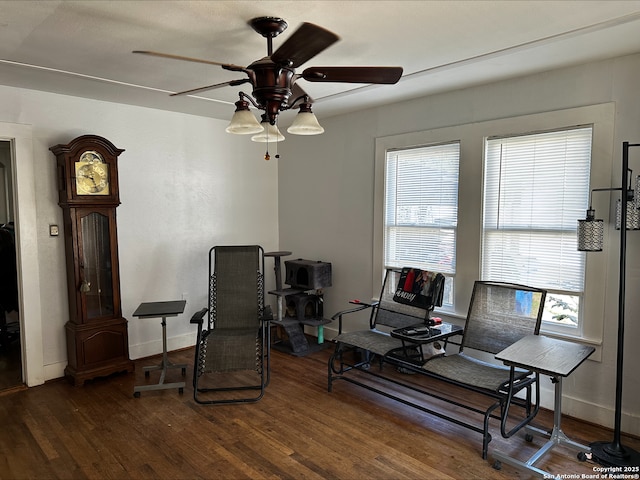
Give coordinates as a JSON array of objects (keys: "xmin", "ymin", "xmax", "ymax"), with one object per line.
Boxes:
[
  {"xmin": 279, "ymin": 53, "xmax": 640, "ymax": 435},
  {"xmin": 0, "ymin": 86, "xmax": 280, "ymax": 381}
]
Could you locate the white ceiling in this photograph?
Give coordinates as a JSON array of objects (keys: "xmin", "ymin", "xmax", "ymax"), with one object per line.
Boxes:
[{"xmin": 2, "ymin": 0, "xmax": 640, "ymax": 123}]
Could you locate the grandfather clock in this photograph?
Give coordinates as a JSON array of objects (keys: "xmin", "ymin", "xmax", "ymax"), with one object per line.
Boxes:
[{"xmin": 50, "ymin": 135, "xmax": 134, "ymax": 385}]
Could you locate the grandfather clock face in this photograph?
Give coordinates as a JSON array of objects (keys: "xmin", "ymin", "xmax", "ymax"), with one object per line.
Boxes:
[{"xmin": 75, "ymin": 151, "xmax": 110, "ymax": 196}]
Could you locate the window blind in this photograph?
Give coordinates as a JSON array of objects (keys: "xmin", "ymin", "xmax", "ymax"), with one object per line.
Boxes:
[
  {"xmin": 482, "ymin": 127, "xmax": 592, "ymax": 292},
  {"xmin": 385, "ymin": 142, "xmax": 460, "ymax": 273}
]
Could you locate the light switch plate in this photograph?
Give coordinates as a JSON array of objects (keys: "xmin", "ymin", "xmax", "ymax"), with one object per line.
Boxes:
[{"xmin": 49, "ymin": 224, "xmax": 59, "ymax": 236}]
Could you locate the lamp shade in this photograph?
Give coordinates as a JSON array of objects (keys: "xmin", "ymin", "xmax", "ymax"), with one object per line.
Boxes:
[
  {"xmin": 577, "ymin": 210, "xmax": 604, "ymax": 251},
  {"xmin": 226, "ymin": 109, "xmax": 264, "ymax": 134},
  {"xmin": 225, "ymin": 98, "xmax": 264, "ymax": 134},
  {"xmin": 615, "ymin": 198, "xmax": 640, "ymax": 230},
  {"xmin": 251, "ymin": 120, "xmax": 285, "ymax": 143},
  {"xmin": 287, "ymin": 102, "xmax": 324, "ymax": 135},
  {"xmin": 287, "ymin": 112, "xmax": 324, "ymax": 135}
]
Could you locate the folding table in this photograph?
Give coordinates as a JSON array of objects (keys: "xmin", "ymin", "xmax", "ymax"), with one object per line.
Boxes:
[
  {"xmin": 493, "ymin": 335, "xmax": 595, "ymax": 476},
  {"xmin": 133, "ymin": 300, "xmax": 188, "ymax": 397}
]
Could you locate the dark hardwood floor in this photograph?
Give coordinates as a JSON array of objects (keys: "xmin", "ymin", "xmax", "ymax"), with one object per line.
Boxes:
[{"xmin": 1, "ymin": 344, "xmax": 638, "ymax": 479}]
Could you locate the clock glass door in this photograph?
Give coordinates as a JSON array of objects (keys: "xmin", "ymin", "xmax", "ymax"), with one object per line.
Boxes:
[{"xmin": 80, "ymin": 211, "xmax": 114, "ymax": 319}]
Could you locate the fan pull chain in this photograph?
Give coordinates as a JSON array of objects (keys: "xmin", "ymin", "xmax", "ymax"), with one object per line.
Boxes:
[
  {"xmin": 264, "ymin": 126, "xmax": 271, "ymax": 160},
  {"xmin": 263, "ymin": 120, "xmax": 281, "ymax": 161}
]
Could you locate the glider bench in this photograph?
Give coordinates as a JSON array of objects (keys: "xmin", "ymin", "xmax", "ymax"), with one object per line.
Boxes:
[{"xmin": 327, "ymin": 268, "xmax": 547, "ymax": 459}]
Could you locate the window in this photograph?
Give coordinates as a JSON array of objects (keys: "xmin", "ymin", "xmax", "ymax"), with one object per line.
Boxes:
[
  {"xmin": 384, "ymin": 142, "xmax": 460, "ymax": 307},
  {"xmin": 482, "ymin": 127, "xmax": 593, "ymax": 330},
  {"xmin": 375, "ymin": 103, "xmax": 613, "ymax": 343}
]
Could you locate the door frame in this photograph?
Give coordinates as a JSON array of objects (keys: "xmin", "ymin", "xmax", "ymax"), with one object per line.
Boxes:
[{"xmin": 2, "ymin": 122, "xmax": 44, "ymax": 387}]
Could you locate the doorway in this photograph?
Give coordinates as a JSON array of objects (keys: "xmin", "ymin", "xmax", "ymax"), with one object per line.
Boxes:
[
  {"xmin": 0, "ymin": 140, "xmax": 22, "ymax": 390},
  {"xmin": 0, "ymin": 122, "xmax": 44, "ymax": 389}
]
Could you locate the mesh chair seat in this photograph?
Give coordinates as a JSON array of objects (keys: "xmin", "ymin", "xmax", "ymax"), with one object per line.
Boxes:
[
  {"xmin": 202, "ymin": 327, "xmax": 261, "ymax": 373},
  {"xmin": 423, "ymin": 281, "xmax": 545, "ymax": 392},
  {"xmin": 423, "ymin": 352, "xmax": 529, "ymax": 392},
  {"xmin": 334, "ymin": 330, "xmax": 404, "ymax": 357}
]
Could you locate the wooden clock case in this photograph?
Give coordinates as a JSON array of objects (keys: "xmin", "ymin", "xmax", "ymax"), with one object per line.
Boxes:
[{"xmin": 50, "ymin": 135, "xmax": 134, "ymax": 385}]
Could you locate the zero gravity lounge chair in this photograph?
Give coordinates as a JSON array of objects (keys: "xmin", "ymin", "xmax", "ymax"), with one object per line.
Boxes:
[{"xmin": 190, "ymin": 245, "xmax": 271, "ymax": 404}]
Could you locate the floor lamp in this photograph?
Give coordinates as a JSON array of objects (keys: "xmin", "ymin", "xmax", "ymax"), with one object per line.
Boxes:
[{"xmin": 577, "ymin": 141, "xmax": 640, "ymax": 467}]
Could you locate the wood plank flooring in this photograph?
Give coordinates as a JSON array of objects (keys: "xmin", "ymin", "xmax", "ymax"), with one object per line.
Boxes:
[{"xmin": 1, "ymin": 344, "xmax": 638, "ymax": 479}]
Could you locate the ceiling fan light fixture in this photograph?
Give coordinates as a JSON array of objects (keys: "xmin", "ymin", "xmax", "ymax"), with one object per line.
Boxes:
[
  {"xmin": 137, "ymin": 18, "xmax": 403, "ymax": 150},
  {"xmin": 251, "ymin": 116, "xmax": 285, "ymax": 142},
  {"xmin": 225, "ymin": 98, "xmax": 264, "ymax": 134},
  {"xmin": 287, "ymin": 102, "xmax": 324, "ymax": 135}
]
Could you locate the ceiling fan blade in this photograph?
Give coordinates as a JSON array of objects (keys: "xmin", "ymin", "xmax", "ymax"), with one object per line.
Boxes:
[
  {"xmin": 170, "ymin": 78, "xmax": 251, "ymax": 97},
  {"xmin": 271, "ymin": 23, "xmax": 339, "ymax": 68},
  {"xmin": 133, "ymin": 50, "xmax": 246, "ymax": 72},
  {"xmin": 302, "ymin": 66, "xmax": 403, "ymax": 84}
]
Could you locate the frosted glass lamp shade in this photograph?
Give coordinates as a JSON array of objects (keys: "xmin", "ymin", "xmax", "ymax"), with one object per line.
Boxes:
[
  {"xmin": 577, "ymin": 209, "xmax": 603, "ymax": 252},
  {"xmin": 287, "ymin": 101, "xmax": 324, "ymax": 135},
  {"xmin": 225, "ymin": 109, "xmax": 264, "ymax": 134},
  {"xmin": 287, "ymin": 112, "xmax": 324, "ymax": 135},
  {"xmin": 251, "ymin": 121, "xmax": 285, "ymax": 142},
  {"xmin": 225, "ymin": 98, "xmax": 264, "ymax": 134}
]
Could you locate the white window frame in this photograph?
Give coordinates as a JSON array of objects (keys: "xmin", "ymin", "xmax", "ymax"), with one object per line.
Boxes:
[{"xmin": 375, "ymin": 103, "xmax": 614, "ymax": 345}]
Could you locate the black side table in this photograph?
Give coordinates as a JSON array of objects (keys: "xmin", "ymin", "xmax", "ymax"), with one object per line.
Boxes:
[
  {"xmin": 389, "ymin": 322, "xmax": 463, "ymax": 365},
  {"xmin": 133, "ymin": 300, "xmax": 188, "ymax": 397}
]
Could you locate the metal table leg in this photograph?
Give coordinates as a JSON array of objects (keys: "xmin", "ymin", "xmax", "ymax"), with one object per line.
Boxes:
[
  {"xmin": 493, "ymin": 376, "xmax": 590, "ymax": 477},
  {"xmin": 133, "ymin": 316, "xmax": 188, "ymax": 397}
]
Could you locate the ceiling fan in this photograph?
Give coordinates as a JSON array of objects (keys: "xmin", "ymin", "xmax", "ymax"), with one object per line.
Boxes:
[{"xmin": 133, "ymin": 17, "xmax": 403, "ymax": 136}]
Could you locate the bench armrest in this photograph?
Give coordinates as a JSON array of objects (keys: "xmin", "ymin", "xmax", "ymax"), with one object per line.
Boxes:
[{"xmin": 331, "ymin": 300, "xmax": 379, "ymax": 334}]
